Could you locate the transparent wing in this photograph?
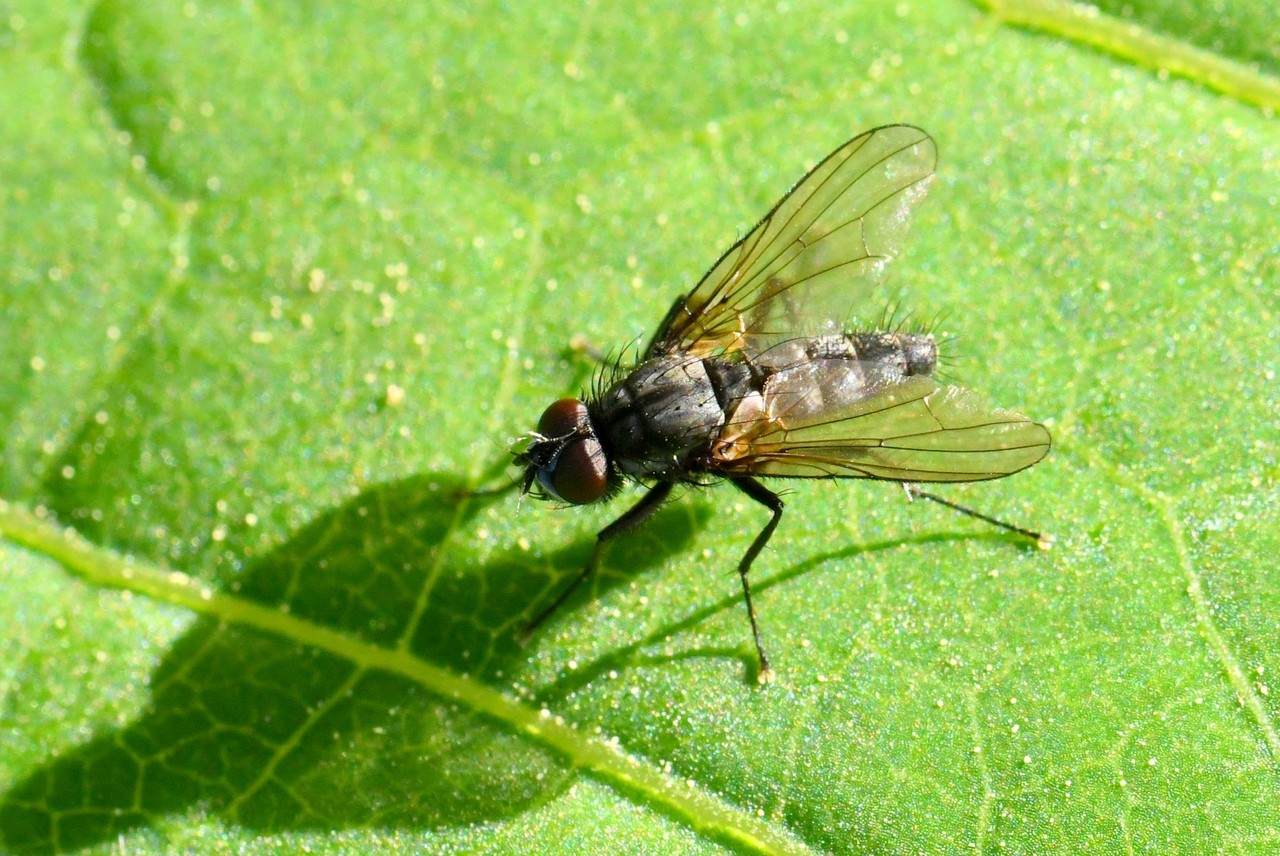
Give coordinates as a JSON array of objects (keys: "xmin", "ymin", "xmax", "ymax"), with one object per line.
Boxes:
[
  {"xmin": 647, "ymin": 125, "xmax": 937, "ymax": 359},
  {"xmin": 714, "ymin": 376, "xmax": 1051, "ymax": 483}
]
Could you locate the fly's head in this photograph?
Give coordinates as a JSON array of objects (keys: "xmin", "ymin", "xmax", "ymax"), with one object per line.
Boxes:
[{"xmin": 515, "ymin": 398, "xmax": 611, "ymax": 505}]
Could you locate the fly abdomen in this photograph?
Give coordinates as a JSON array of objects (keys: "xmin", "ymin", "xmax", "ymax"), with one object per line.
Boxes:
[
  {"xmin": 756, "ymin": 331, "xmax": 936, "ymax": 378},
  {"xmin": 731, "ymin": 331, "xmax": 938, "ymax": 430},
  {"xmin": 842, "ymin": 331, "xmax": 937, "ymax": 379}
]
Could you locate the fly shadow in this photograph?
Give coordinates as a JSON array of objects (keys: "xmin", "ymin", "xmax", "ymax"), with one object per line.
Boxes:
[{"xmin": 0, "ymin": 470, "xmax": 709, "ymax": 854}]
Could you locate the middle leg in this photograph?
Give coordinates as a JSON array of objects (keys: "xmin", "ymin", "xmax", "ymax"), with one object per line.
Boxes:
[{"xmin": 730, "ymin": 476, "xmax": 785, "ymax": 682}]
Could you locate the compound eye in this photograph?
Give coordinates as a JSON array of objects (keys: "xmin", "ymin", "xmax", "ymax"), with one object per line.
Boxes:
[
  {"xmin": 538, "ymin": 436, "xmax": 609, "ymax": 505},
  {"xmin": 537, "ymin": 398, "xmax": 588, "ymax": 437}
]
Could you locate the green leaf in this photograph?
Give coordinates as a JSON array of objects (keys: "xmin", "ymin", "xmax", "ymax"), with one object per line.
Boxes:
[{"xmin": 3, "ymin": 0, "xmax": 1277, "ymax": 853}]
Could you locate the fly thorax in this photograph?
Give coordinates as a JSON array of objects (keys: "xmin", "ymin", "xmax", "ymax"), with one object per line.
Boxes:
[{"xmin": 594, "ymin": 355, "xmax": 726, "ymax": 478}]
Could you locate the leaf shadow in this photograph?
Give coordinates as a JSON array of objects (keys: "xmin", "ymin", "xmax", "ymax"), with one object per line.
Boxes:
[
  {"xmin": 540, "ymin": 528, "xmax": 1039, "ymax": 697},
  {"xmin": 0, "ymin": 471, "xmax": 708, "ymax": 854}
]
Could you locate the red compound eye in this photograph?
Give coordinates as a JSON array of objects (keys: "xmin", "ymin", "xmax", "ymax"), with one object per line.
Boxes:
[
  {"xmin": 542, "ymin": 436, "xmax": 608, "ymax": 504},
  {"xmin": 537, "ymin": 398, "xmax": 588, "ymax": 437}
]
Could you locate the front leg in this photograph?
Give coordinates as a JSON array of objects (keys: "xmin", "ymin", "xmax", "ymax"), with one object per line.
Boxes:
[
  {"xmin": 730, "ymin": 477, "xmax": 785, "ymax": 683},
  {"xmin": 521, "ymin": 481, "xmax": 675, "ymax": 642}
]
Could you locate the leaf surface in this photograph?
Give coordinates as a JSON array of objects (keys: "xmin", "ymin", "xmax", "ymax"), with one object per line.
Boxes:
[{"xmin": 2, "ymin": 1, "xmax": 1278, "ymax": 852}]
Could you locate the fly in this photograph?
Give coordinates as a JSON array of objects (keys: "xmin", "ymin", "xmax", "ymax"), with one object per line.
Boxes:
[{"xmin": 515, "ymin": 125, "xmax": 1051, "ymax": 682}]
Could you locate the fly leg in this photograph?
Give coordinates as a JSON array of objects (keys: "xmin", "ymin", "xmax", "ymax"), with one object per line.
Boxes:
[
  {"xmin": 903, "ymin": 484, "xmax": 1054, "ymax": 550},
  {"xmin": 520, "ymin": 481, "xmax": 675, "ymax": 643},
  {"xmin": 730, "ymin": 477, "xmax": 785, "ymax": 684}
]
